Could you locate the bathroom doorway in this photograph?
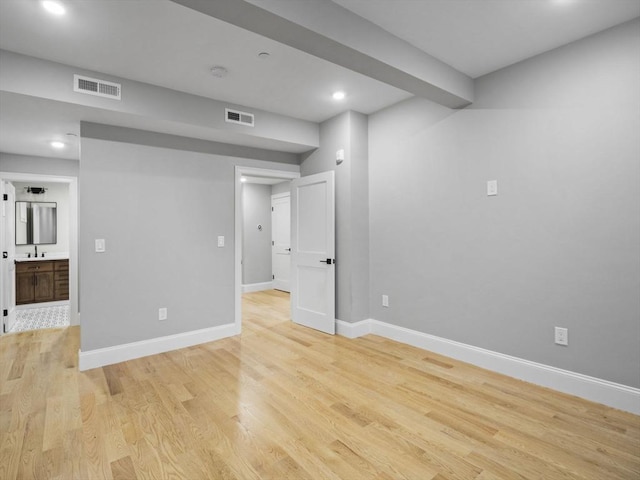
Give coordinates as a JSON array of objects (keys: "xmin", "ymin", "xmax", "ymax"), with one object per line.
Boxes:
[{"xmin": 0, "ymin": 172, "xmax": 78, "ymax": 336}]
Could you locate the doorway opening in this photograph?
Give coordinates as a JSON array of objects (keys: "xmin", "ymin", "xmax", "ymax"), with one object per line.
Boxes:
[
  {"xmin": 0, "ymin": 172, "xmax": 78, "ymax": 336},
  {"xmin": 235, "ymin": 166, "xmax": 299, "ymax": 334}
]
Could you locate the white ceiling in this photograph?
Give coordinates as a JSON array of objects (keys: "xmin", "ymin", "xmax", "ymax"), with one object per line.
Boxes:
[
  {"xmin": 0, "ymin": 0, "xmax": 411, "ymax": 123},
  {"xmin": 0, "ymin": 0, "xmax": 638, "ymax": 161},
  {"xmin": 242, "ymin": 176, "xmax": 289, "ymax": 186},
  {"xmin": 334, "ymin": 0, "xmax": 640, "ymax": 78}
]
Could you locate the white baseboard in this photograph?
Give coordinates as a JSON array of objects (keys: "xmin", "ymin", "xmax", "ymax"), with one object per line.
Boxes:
[
  {"xmin": 78, "ymin": 322, "xmax": 239, "ymax": 371},
  {"xmin": 336, "ymin": 318, "xmax": 640, "ymax": 415},
  {"xmin": 336, "ymin": 319, "xmax": 372, "ymax": 338},
  {"xmin": 242, "ymin": 281, "xmax": 273, "ymax": 293}
]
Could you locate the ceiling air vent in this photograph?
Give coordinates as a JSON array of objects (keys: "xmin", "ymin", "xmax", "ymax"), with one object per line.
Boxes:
[
  {"xmin": 225, "ymin": 108, "xmax": 254, "ymax": 127},
  {"xmin": 73, "ymin": 74, "xmax": 121, "ymax": 100}
]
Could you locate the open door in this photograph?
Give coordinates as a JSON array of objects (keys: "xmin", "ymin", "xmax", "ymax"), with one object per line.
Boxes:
[
  {"xmin": 1, "ymin": 181, "xmax": 17, "ymax": 334},
  {"xmin": 291, "ymin": 171, "xmax": 335, "ymax": 334}
]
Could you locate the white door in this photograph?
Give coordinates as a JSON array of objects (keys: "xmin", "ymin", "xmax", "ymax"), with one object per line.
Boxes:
[
  {"xmin": 272, "ymin": 192, "xmax": 291, "ymax": 292},
  {"xmin": 291, "ymin": 171, "xmax": 335, "ymax": 334},
  {"xmin": 1, "ymin": 181, "xmax": 17, "ymax": 334}
]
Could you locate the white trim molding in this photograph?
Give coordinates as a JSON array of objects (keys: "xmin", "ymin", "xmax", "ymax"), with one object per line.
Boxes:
[
  {"xmin": 336, "ymin": 318, "xmax": 640, "ymax": 415},
  {"xmin": 336, "ymin": 319, "xmax": 372, "ymax": 339},
  {"xmin": 242, "ymin": 281, "xmax": 274, "ymax": 293},
  {"xmin": 78, "ymin": 322, "xmax": 239, "ymax": 371}
]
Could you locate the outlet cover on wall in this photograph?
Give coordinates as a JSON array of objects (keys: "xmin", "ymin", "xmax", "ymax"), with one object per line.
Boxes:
[
  {"xmin": 555, "ymin": 326, "xmax": 568, "ymax": 346},
  {"xmin": 159, "ymin": 308, "xmax": 168, "ymax": 321}
]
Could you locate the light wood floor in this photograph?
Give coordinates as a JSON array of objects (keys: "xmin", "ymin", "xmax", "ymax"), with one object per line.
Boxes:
[{"xmin": 1, "ymin": 290, "xmax": 639, "ymax": 479}]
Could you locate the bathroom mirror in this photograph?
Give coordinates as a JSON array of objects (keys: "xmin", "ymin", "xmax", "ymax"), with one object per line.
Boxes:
[{"xmin": 15, "ymin": 202, "xmax": 57, "ymax": 245}]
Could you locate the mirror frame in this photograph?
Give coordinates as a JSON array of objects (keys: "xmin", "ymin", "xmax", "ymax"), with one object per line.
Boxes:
[{"xmin": 15, "ymin": 201, "xmax": 58, "ymax": 246}]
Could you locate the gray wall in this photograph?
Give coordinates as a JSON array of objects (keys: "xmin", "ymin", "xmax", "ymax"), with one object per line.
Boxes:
[
  {"xmin": 80, "ymin": 126, "xmax": 298, "ymax": 351},
  {"xmin": 368, "ymin": 20, "xmax": 640, "ymax": 387},
  {"xmin": 242, "ymin": 183, "xmax": 273, "ymax": 285},
  {"xmin": 0, "ymin": 153, "xmax": 79, "ymax": 177},
  {"xmin": 301, "ymin": 111, "xmax": 370, "ymax": 322},
  {"xmin": 271, "ymin": 181, "xmax": 290, "ymax": 196},
  {"xmin": 349, "ymin": 112, "xmax": 370, "ymax": 322}
]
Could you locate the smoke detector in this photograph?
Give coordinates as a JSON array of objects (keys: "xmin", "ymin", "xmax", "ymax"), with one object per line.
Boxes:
[{"xmin": 210, "ymin": 66, "xmax": 229, "ymax": 78}]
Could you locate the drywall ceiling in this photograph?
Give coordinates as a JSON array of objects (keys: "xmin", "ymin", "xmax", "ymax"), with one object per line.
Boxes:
[
  {"xmin": 0, "ymin": 0, "xmax": 411, "ymax": 123},
  {"xmin": 242, "ymin": 176, "xmax": 289, "ymax": 186},
  {"xmin": 333, "ymin": 0, "xmax": 640, "ymax": 78},
  {"xmin": 0, "ymin": 0, "xmax": 638, "ymax": 162}
]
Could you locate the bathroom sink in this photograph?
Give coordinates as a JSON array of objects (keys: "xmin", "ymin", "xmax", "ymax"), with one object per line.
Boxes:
[{"xmin": 15, "ymin": 254, "xmax": 69, "ymax": 262}]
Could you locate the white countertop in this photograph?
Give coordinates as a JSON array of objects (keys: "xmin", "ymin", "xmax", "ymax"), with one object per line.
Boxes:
[{"xmin": 15, "ymin": 253, "xmax": 69, "ymax": 262}]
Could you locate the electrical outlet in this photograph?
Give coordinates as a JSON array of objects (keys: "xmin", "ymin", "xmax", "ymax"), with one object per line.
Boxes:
[
  {"xmin": 382, "ymin": 295, "xmax": 389, "ymax": 307},
  {"xmin": 555, "ymin": 326, "xmax": 568, "ymax": 346},
  {"xmin": 159, "ymin": 308, "xmax": 167, "ymax": 321}
]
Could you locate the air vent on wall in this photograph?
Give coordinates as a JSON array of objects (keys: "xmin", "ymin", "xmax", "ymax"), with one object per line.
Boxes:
[
  {"xmin": 225, "ymin": 108, "xmax": 254, "ymax": 127},
  {"xmin": 73, "ymin": 74, "xmax": 121, "ymax": 100}
]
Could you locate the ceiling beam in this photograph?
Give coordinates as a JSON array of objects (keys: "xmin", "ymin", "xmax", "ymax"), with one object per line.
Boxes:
[
  {"xmin": 0, "ymin": 50, "xmax": 319, "ymax": 155},
  {"xmin": 170, "ymin": 0, "xmax": 474, "ymax": 109}
]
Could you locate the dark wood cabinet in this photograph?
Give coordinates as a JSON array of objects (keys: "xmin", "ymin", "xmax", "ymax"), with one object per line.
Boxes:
[
  {"xmin": 16, "ymin": 259, "xmax": 68, "ymax": 305},
  {"xmin": 54, "ymin": 260, "xmax": 69, "ymax": 301}
]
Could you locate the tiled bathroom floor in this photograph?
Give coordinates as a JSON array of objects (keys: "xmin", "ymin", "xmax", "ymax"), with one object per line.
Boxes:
[{"xmin": 10, "ymin": 305, "xmax": 70, "ymax": 333}]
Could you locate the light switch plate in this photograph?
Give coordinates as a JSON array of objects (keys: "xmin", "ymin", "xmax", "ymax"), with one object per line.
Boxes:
[
  {"xmin": 95, "ymin": 239, "xmax": 106, "ymax": 253},
  {"xmin": 487, "ymin": 180, "xmax": 498, "ymax": 196},
  {"xmin": 217, "ymin": 236, "xmax": 225, "ymax": 247}
]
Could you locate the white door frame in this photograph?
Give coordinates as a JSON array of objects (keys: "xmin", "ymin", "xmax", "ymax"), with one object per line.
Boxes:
[
  {"xmin": 0, "ymin": 172, "xmax": 79, "ymax": 330},
  {"xmin": 1, "ymin": 181, "xmax": 16, "ymax": 333},
  {"xmin": 234, "ymin": 166, "xmax": 299, "ymax": 333}
]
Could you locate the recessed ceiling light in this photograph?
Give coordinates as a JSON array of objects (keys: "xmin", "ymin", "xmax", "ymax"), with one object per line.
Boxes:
[
  {"xmin": 50, "ymin": 141, "xmax": 65, "ymax": 149},
  {"xmin": 240, "ymin": 177, "xmax": 248, "ymax": 183},
  {"xmin": 210, "ymin": 66, "xmax": 229, "ymax": 78},
  {"xmin": 332, "ymin": 91, "xmax": 346, "ymax": 100},
  {"xmin": 42, "ymin": 1, "xmax": 66, "ymax": 16}
]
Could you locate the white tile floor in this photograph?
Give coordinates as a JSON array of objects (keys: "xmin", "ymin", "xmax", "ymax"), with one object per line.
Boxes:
[{"xmin": 9, "ymin": 305, "xmax": 70, "ymax": 333}]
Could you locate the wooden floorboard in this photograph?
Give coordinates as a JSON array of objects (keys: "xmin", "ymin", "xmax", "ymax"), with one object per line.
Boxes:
[{"xmin": 1, "ymin": 289, "xmax": 638, "ymax": 479}]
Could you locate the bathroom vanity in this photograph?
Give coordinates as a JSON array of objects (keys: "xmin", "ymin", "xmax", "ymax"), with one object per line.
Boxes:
[{"xmin": 15, "ymin": 259, "xmax": 69, "ymax": 305}]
